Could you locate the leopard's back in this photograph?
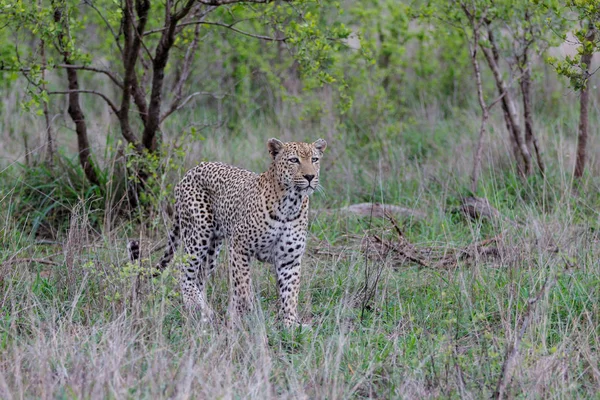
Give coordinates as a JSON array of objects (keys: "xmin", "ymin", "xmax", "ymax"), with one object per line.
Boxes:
[{"xmin": 176, "ymin": 162, "xmax": 261, "ymax": 236}]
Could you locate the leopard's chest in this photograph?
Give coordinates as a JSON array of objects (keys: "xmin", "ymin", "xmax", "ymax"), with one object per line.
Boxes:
[{"xmin": 252, "ymin": 208, "xmax": 307, "ymax": 263}]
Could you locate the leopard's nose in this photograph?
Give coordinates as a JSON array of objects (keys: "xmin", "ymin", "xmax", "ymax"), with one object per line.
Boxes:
[{"xmin": 304, "ymin": 174, "xmax": 315, "ymax": 183}]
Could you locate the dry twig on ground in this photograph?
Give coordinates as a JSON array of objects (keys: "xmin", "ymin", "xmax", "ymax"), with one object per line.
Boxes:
[{"xmin": 493, "ymin": 276, "xmax": 556, "ymax": 399}]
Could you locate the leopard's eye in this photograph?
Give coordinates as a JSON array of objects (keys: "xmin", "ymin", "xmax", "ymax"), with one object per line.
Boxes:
[
  {"xmin": 312, "ymin": 157, "xmax": 319, "ymax": 163},
  {"xmin": 288, "ymin": 157, "xmax": 300, "ymax": 163}
]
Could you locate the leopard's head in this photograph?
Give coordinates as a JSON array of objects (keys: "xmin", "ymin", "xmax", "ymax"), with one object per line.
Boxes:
[{"xmin": 267, "ymin": 138, "xmax": 327, "ymax": 195}]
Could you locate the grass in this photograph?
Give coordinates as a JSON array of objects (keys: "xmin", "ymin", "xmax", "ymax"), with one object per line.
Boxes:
[{"xmin": 1, "ymin": 80, "xmax": 600, "ymax": 398}]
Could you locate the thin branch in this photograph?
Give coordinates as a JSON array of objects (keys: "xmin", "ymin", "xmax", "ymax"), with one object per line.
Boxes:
[
  {"xmin": 493, "ymin": 276, "xmax": 556, "ymax": 399},
  {"xmin": 197, "ymin": 0, "xmax": 276, "ymax": 5},
  {"xmin": 83, "ymin": 0, "xmax": 123, "ymax": 54},
  {"xmin": 162, "ymin": 22, "xmax": 202, "ymax": 122},
  {"xmin": 49, "ymin": 90, "xmax": 119, "ymax": 114},
  {"xmin": 125, "ymin": 1, "xmax": 154, "ymax": 62},
  {"xmin": 197, "ymin": 21, "xmax": 287, "ymax": 41},
  {"xmin": 173, "ymin": 0, "xmax": 197, "ymax": 21},
  {"xmin": 131, "ymin": 73, "xmax": 149, "ymax": 125},
  {"xmin": 144, "ymin": 17, "xmax": 285, "ymax": 42},
  {"xmin": 372, "ymin": 235, "xmax": 430, "ymax": 268},
  {"xmin": 141, "ymin": 0, "xmax": 197, "ymax": 151},
  {"xmin": 144, "ymin": 14, "xmax": 246, "ymax": 35},
  {"xmin": 464, "ymin": 4, "xmax": 488, "ymax": 194},
  {"xmin": 2, "ymin": 258, "xmax": 60, "ymax": 267},
  {"xmin": 485, "ymin": 67, "xmax": 530, "ymax": 109},
  {"xmin": 55, "ymin": 64, "xmax": 123, "ymax": 88},
  {"xmin": 160, "ymin": 91, "xmax": 226, "ymax": 122},
  {"xmin": 118, "ymin": 0, "xmax": 150, "ymax": 152}
]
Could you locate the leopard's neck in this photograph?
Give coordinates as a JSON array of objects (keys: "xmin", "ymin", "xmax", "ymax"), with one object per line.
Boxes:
[{"xmin": 259, "ymin": 165, "xmax": 307, "ymax": 220}]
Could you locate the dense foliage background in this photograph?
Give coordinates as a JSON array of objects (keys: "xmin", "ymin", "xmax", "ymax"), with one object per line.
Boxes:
[{"xmin": 1, "ymin": 0, "xmax": 599, "ymax": 398}]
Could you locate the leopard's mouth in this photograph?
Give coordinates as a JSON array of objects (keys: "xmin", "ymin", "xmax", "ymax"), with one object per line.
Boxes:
[
  {"xmin": 296, "ymin": 184, "xmax": 316, "ymax": 194},
  {"xmin": 294, "ymin": 179, "xmax": 318, "ymax": 193}
]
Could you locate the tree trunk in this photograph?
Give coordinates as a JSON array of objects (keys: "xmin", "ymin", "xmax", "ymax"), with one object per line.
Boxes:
[
  {"xmin": 574, "ymin": 26, "xmax": 596, "ymax": 179},
  {"xmin": 118, "ymin": 0, "xmax": 149, "ymax": 152},
  {"xmin": 54, "ymin": 5, "xmax": 100, "ymax": 186},
  {"xmin": 519, "ymin": 53, "xmax": 545, "ymax": 176},
  {"xmin": 142, "ymin": 22, "xmax": 177, "ymax": 152},
  {"xmin": 65, "ymin": 68, "xmax": 100, "ymax": 186},
  {"xmin": 469, "ymin": 29, "xmax": 489, "ymax": 194},
  {"xmin": 41, "ymin": 39, "xmax": 55, "ymax": 167},
  {"xmin": 482, "ymin": 29, "xmax": 532, "ymax": 176},
  {"xmin": 141, "ymin": 0, "xmax": 196, "ymax": 152}
]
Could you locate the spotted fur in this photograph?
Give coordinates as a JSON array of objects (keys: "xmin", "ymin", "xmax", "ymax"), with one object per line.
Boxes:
[{"xmin": 158, "ymin": 138, "xmax": 327, "ymax": 327}]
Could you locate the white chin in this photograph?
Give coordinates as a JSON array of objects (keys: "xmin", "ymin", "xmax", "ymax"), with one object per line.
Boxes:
[{"xmin": 296, "ymin": 185, "xmax": 312, "ymax": 194}]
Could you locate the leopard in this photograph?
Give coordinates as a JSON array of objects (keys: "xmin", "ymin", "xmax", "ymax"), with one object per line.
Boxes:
[{"xmin": 156, "ymin": 138, "xmax": 327, "ymax": 327}]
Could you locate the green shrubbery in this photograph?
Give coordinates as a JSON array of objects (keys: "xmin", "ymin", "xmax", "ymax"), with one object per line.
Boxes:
[{"xmin": 1, "ymin": 0, "xmax": 600, "ymax": 397}]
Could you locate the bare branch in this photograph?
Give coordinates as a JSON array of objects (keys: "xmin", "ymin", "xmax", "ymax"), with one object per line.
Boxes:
[
  {"xmin": 2, "ymin": 258, "xmax": 60, "ymax": 267},
  {"xmin": 145, "ymin": 19, "xmax": 286, "ymax": 41},
  {"xmin": 198, "ymin": 21, "xmax": 287, "ymax": 41},
  {"xmin": 55, "ymin": 64, "xmax": 123, "ymax": 88},
  {"xmin": 160, "ymin": 91, "xmax": 225, "ymax": 123},
  {"xmin": 493, "ymin": 276, "xmax": 556, "ymax": 399},
  {"xmin": 197, "ymin": 0, "xmax": 278, "ymax": 4},
  {"xmin": 163, "ymin": 22, "xmax": 202, "ymax": 122},
  {"xmin": 131, "ymin": 74, "xmax": 149, "ymax": 124},
  {"xmin": 125, "ymin": 1, "xmax": 155, "ymax": 62},
  {"xmin": 83, "ymin": 0, "xmax": 123, "ymax": 54},
  {"xmin": 49, "ymin": 90, "xmax": 119, "ymax": 114},
  {"xmin": 119, "ymin": 0, "xmax": 150, "ymax": 152},
  {"xmin": 173, "ymin": 0, "xmax": 197, "ymax": 22},
  {"xmin": 486, "ymin": 68, "xmax": 529, "ymax": 109},
  {"xmin": 141, "ymin": 0, "xmax": 197, "ymax": 151}
]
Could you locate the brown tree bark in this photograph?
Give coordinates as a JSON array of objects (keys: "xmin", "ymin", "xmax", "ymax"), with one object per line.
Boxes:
[
  {"xmin": 459, "ymin": 2, "xmax": 492, "ymax": 194},
  {"xmin": 469, "ymin": 27, "xmax": 489, "ymax": 194},
  {"xmin": 53, "ymin": 5, "xmax": 100, "ymax": 186},
  {"xmin": 118, "ymin": 0, "xmax": 149, "ymax": 152},
  {"xmin": 64, "ymin": 69, "xmax": 100, "ymax": 186},
  {"xmin": 40, "ymin": 39, "xmax": 55, "ymax": 167},
  {"xmin": 141, "ymin": 0, "xmax": 196, "ymax": 152},
  {"xmin": 518, "ymin": 12, "xmax": 545, "ymax": 176},
  {"xmin": 574, "ymin": 26, "xmax": 596, "ymax": 179},
  {"xmin": 518, "ymin": 52, "xmax": 545, "ymax": 176},
  {"xmin": 482, "ymin": 28, "xmax": 532, "ymax": 176}
]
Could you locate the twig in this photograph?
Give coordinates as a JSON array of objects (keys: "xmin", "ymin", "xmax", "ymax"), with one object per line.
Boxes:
[
  {"xmin": 55, "ymin": 64, "xmax": 124, "ymax": 89},
  {"xmin": 197, "ymin": 0, "xmax": 277, "ymax": 5},
  {"xmin": 372, "ymin": 235, "xmax": 430, "ymax": 268},
  {"xmin": 384, "ymin": 211, "xmax": 404, "ymax": 238},
  {"xmin": 360, "ymin": 183, "xmax": 379, "ymax": 322},
  {"xmin": 493, "ymin": 276, "xmax": 556, "ymax": 399},
  {"xmin": 48, "ymin": 90, "xmax": 119, "ymax": 114},
  {"xmin": 124, "ymin": 2, "xmax": 154, "ymax": 62},
  {"xmin": 146, "ymin": 19, "xmax": 286, "ymax": 41},
  {"xmin": 2, "ymin": 258, "xmax": 60, "ymax": 267},
  {"xmin": 83, "ymin": 0, "xmax": 123, "ymax": 53},
  {"xmin": 161, "ymin": 20, "xmax": 203, "ymax": 122},
  {"xmin": 197, "ymin": 21, "xmax": 287, "ymax": 41},
  {"xmin": 160, "ymin": 91, "xmax": 226, "ymax": 122}
]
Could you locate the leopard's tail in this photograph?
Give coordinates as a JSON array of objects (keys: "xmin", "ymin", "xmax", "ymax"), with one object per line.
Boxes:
[{"xmin": 158, "ymin": 215, "xmax": 180, "ymax": 270}]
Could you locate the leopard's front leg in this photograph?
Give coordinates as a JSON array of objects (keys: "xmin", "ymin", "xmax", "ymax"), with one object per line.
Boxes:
[
  {"xmin": 229, "ymin": 241, "xmax": 253, "ymax": 319},
  {"xmin": 275, "ymin": 254, "xmax": 303, "ymax": 328}
]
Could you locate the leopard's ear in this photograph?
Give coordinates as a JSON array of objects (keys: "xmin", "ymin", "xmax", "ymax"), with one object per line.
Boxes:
[
  {"xmin": 313, "ymin": 138, "xmax": 327, "ymax": 153},
  {"xmin": 267, "ymin": 138, "xmax": 284, "ymax": 159}
]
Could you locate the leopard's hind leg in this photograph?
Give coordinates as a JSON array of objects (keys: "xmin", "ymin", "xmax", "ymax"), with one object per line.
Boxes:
[{"xmin": 177, "ymin": 195, "xmax": 220, "ymax": 321}]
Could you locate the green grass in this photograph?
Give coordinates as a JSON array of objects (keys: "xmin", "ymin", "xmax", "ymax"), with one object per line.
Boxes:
[
  {"xmin": 1, "ymin": 87, "xmax": 600, "ymax": 398},
  {"xmin": 2, "ymin": 139, "xmax": 599, "ymax": 399}
]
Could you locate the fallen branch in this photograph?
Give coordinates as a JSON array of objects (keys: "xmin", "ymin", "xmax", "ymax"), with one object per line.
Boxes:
[
  {"xmin": 2, "ymin": 258, "xmax": 60, "ymax": 267},
  {"xmin": 371, "ymin": 235, "xmax": 430, "ymax": 268},
  {"xmin": 493, "ymin": 276, "xmax": 556, "ymax": 399}
]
